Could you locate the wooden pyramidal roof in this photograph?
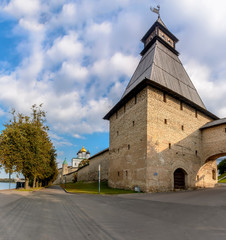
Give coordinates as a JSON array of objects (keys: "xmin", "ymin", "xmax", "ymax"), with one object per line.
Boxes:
[{"xmin": 104, "ymin": 17, "xmax": 218, "ymax": 120}]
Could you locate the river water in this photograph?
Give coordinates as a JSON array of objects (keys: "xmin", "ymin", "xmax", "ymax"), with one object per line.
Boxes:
[{"xmin": 0, "ymin": 182, "xmax": 16, "ymax": 190}]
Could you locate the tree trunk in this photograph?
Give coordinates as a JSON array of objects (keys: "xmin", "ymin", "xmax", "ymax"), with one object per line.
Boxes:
[
  {"xmin": 35, "ymin": 179, "xmax": 39, "ymax": 188},
  {"xmin": 33, "ymin": 176, "xmax": 36, "ymax": 189},
  {"xmin": 25, "ymin": 178, "xmax": 29, "ymax": 189}
]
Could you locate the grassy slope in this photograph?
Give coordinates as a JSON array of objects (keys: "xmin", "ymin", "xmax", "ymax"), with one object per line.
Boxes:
[
  {"xmin": 218, "ymin": 173, "xmax": 226, "ymax": 183},
  {"xmin": 61, "ymin": 181, "xmax": 136, "ymax": 194}
]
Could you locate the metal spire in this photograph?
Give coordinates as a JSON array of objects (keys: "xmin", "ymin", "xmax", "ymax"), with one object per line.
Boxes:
[{"xmin": 150, "ymin": 5, "xmax": 160, "ymax": 18}]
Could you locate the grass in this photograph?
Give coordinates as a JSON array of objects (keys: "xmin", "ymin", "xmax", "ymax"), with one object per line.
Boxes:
[
  {"xmin": 219, "ymin": 178, "xmax": 226, "ymax": 183},
  {"xmin": 218, "ymin": 173, "xmax": 226, "ymax": 183},
  {"xmin": 15, "ymin": 187, "xmax": 43, "ymax": 192},
  {"xmin": 61, "ymin": 181, "xmax": 137, "ymax": 195}
]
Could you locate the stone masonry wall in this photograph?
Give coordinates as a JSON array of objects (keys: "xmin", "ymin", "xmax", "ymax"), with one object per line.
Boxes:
[
  {"xmin": 197, "ymin": 123, "xmax": 226, "ymax": 187},
  {"xmin": 146, "ymin": 86, "xmax": 214, "ymax": 191},
  {"xmin": 77, "ymin": 165, "xmax": 89, "ymax": 182},
  {"xmin": 88, "ymin": 150, "xmax": 109, "ymax": 181},
  {"xmin": 108, "ymin": 88, "xmax": 148, "ymax": 191},
  {"xmin": 77, "ymin": 150, "xmax": 109, "ymax": 182}
]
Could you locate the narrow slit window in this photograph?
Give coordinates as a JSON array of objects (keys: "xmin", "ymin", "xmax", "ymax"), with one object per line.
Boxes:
[
  {"xmin": 118, "ymin": 171, "xmax": 120, "ymax": 177},
  {"xmin": 164, "ymin": 119, "xmax": 167, "ymax": 124},
  {"xmin": 195, "ymin": 150, "xmax": 198, "ymax": 156},
  {"xmin": 195, "ymin": 110, "xmax": 198, "ymax": 118},
  {"xmin": 163, "ymin": 93, "xmax": 166, "ymax": 102},
  {"xmin": 180, "ymin": 101, "xmax": 183, "ymax": 110},
  {"xmin": 212, "ymin": 170, "xmax": 216, "ymax": 180},
  {"xmin": 117, "ymin": 131, "xmax": 119, "ymax": 136},
  {"xmin": 181, "ymin": 125, "xmax": 184, "ymax": 131},
  {"xmin": 133, "ymin": 121, "xmax": 135, "ymax": 127},
  {"xmin": 128, "ymin": 144, "xmax": 130, "ymax": 150},
  {"xmin": 169, "ymin": 143, "xmax": 171, "ymax": 149}
]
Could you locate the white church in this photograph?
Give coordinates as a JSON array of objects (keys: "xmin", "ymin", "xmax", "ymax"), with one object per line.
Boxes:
[{"xmin": 71, "ymin": 146, "xmax": 90, "ymax": 167}]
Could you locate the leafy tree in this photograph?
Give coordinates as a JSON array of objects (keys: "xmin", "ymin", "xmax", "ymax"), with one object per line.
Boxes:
[
  {"xmin": 0, "ymin": 104, "xmax": 57, "ymax": 189},
  {"xmin": 78, "ymin": 159, "xmax": 89, "ymax": 169},
  {"xmin": 218, "ymin": 158, "xmax": 226, "ymax": 175}
]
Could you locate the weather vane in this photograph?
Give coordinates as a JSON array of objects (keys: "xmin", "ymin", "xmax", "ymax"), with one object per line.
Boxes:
[{"xmin": 150, "ymin": 5, "xmax": 160, "ymax": 18}]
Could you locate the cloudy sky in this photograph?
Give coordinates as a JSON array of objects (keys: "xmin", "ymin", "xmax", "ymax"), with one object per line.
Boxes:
[{"xmin": 0, "ymin": 0, "xmax": 226, "ymax": 176}]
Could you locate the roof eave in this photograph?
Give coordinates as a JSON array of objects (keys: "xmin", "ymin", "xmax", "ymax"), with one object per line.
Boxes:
[{"xmin": 103, "ymin": 78, "xmax": 219, "ymax": 121}]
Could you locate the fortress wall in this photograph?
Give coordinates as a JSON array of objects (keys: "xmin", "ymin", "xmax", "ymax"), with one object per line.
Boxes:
[
  {"xmin": 108, "ymin": 88, "xmax": 148, "ymax": 191},
  {"xmin": 77, "ymin": 149, "xmax": 109, "ymax": 182},
  {"xmin": 77, "ymin": 165, "xmax": 89, "ymax": 182},
  {"xmin": 146, "ymin": 86, "xmax": 214, "ymax": 191},
  {"xmin": 201, "ymin": 124, "xmax": 226, "ymax": 161},
  {"xmin": 196, "ymin": 124, "xmax": 226, "ymax": 188},
  {"xmin": 88, "ymin": 150, "xmax": 109, "ymax": 181}
]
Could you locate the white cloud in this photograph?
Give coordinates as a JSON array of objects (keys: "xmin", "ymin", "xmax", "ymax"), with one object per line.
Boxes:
[
  {"xmin": 0, "ymin": 0, "xmax": 226, "ymax": 142},
  {"xmin": 60, "ymin": 61, "xmax": 88, "ymax": 82},
  {"xmin": 4, "ymin": 0, "xmax": 40, "ymax": 18},
  {"xmin": 19, "ymin": 18, "xmax": 44, "ymax": 32},
  {"xmin": 185, "ymin": 60, "xmax": 226, "ymax": 117},
  {"xmin": 92, "ymin": 52, "xmax": 139, "ymax": 78},
  {"xmin": 46, "ymin": 32, "xmax": 84, "ymax": 66}
]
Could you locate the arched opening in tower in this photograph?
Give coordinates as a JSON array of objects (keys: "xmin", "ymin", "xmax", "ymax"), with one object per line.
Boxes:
[{"xmin": 174, "ymin": 168, "xmax": 187, "ymax": 189}]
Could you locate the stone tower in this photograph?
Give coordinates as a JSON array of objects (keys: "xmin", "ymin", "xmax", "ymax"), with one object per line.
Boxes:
[
  {"xmin": 62, "ymin": 159, "xmax": 68, "ymax": 175},
  {"xmin": 104, "ymin": 16, "xmax": 219, "ymax": 192}
]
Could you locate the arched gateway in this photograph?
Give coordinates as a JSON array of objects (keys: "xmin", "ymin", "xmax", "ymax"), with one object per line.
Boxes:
[{"xmin": 174, "ymin": 168, "xmax": 187, "ymax": 189}]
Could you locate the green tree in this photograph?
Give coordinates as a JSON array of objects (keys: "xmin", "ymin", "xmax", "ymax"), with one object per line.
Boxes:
[
  {"xmin": 0, "ymin": 104, "xmax": 57, "ymax": 189},
  {"xmin": 218, "ymin": 158, "xmax": 226, "ymax": 175}
]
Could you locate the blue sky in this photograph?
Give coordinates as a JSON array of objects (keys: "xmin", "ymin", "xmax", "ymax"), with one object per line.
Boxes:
[{"xmin": 0, "ymin": 0, "xmax": 226, "ymax": 178}]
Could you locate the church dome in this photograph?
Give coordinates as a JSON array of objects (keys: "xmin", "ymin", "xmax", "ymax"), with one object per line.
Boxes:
[
  {"xmin": 63, "ymin": 159, "xmax": 68, "ymax": 165},
  {"xmin": 81, "ymin": 146, "xmax": 87, "ymax": 152}
]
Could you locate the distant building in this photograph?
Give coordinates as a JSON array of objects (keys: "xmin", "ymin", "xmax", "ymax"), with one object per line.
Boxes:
[
  {"xmin": 54, "ymin": 146, "xmax": 90, "ymax": 184},
  {"xmin": 71, "ymin": 146, "xmax": 90, "ymax": 167}
]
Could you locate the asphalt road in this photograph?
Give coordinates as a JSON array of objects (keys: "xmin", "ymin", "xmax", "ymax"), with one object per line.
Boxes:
[{"xmin": 0, "ymin": 185, "xmax": 226, "ymax": 240}]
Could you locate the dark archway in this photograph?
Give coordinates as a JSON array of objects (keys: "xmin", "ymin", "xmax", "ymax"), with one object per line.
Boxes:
[{"xmin": 174, "ymin": 168, "xmax": 187, "ymax": 189}]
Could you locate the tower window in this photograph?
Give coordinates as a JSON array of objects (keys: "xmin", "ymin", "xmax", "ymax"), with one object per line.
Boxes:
[
  {"xmin": 118, "ymin": 148, "xmax": 120, "ymax": 153},
  {"xmin": 128, "ymin": 144, "xmax": 130, "ymax": 150},
  {"xmin": 118, "ymin": 171, "xmax": 120, "ymax": 177},
  {"xmin": 169, "ymin": 143, "xmax": 171, "ymax": 149},
  {"xmin": 181, "ymin": 125, "xmax": 184, "ymax": 131},
  {"xmin": 195, "ymin": 110, "xmax": 198, "ymax": 118},
  {"xmin": 117, "ymin": 131, "xmax": 119, "ymax": 136},
  {"xmin": 180, "ymin": 101, "xmax": 183, "ymax": 110},
  {"xmin": 126, "ymin": 171, "xmax": 128, "ymax": 177},
  {"xmin": 164, "ymin": 119, "xmax": 167, "ymax": 124},
  {"xmin": 195, "ymin": 150, "xmax": 198, "ymax": 156},
  {"xmin": 133, "ymin": 121, "xmax": 135, "ymax": 127},
  {"xmin": 197, "ymin": 175, "xmax": 199, "ymax": 181},
  {"xmin": 163, "ymin": 93, "xmax": 166, "ymax": 102}
]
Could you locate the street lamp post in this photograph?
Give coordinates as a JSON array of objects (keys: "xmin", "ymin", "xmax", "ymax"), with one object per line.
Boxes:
[{"xmin": 98, "ymin": 164, "xmax": 101, "ymax": 194}]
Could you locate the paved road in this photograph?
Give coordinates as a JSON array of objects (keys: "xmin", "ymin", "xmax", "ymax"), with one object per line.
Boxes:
[{"xmin": 0, "ymin": 186, "xmax": 226, "ymax": 240}]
